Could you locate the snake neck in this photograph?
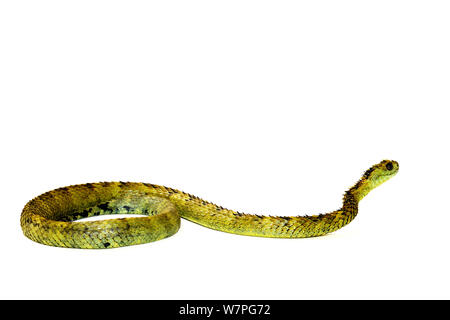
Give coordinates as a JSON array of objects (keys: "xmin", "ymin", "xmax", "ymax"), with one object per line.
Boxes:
[
  {"xmin": 347, "ymin": 177, "xmax": 375, "ymax": 203},
  {"xmin": 338, "ymin": 176, "xmax": 379, "ymax": 225},
  {"xmin": 337, "ymin": 184, "xmax": 362, "ymax": 226}
]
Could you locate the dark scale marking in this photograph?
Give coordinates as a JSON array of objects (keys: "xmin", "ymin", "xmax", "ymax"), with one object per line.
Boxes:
[
  {"xmin": 97, "ymin": 202, "xmax": 110, "ymax": 211},
  {"xmin": 78, "ymin": 208, "xmax": 90, "ymax": 218},
  {"xmin": 363, "ymin": 167, "xmax": 375, "ymax": 179},
  {"xmin": 122, "ymin": 205, "xmax": 132, "ymax": 212},
  {"xmin": 309, "ymin": 214, "xmax": 324, "ymax": 222},
  {"xmin": 104, "ymin": 242, "xmax": 110, "ymax": 248},
  {"xmin": 85, "ymin": 183, "xmax": 95, "ymax": 189}
]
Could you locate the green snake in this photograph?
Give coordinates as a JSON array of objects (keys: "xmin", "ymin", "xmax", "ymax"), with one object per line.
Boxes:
[{"xmin": 20, "ymin": 160, "xmax": 398, "ymax": 249}]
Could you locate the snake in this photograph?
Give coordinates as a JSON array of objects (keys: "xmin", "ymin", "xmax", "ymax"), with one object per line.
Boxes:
[{"xmin": 20, "ymin": 160, "xmax": 398, "ymax": 249}]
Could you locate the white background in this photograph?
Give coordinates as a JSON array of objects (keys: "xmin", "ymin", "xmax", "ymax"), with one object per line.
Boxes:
[{"xmin": 1, "ymin": 1, "xmax": 449, "ymax": 299}]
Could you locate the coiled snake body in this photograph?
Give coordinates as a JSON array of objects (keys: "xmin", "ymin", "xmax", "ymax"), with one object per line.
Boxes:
[{"xmin": 21, "ymin": 160, "xmax": 398, "ymax": 249}]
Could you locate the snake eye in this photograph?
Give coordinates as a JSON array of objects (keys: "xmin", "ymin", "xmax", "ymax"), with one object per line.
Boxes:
[{"xmin": 386, "ymin": 162, "xmax": 393, "ymax": 171}]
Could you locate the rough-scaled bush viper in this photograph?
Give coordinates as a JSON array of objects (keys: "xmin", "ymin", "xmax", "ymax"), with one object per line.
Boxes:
[{"xmin": 20, "ymin": 160, "xmax": 398, "ymax": 249}]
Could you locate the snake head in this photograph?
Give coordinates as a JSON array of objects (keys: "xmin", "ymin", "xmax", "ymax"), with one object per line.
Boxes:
[
  {"xmin": 363, "ymin": 160, "xmax": 399, "ymax": 188},
  {"xmin": 349, "ymin": 160, "xmax": 399, "ymax": 201}
]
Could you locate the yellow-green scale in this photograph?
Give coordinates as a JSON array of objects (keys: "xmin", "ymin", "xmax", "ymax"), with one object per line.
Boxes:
[{"xmin": 21, "ymin": 160, "xmax": 398, "ymax": 249}]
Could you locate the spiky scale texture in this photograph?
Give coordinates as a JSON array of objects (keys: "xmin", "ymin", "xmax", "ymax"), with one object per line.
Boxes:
[{"xmin": 20, "ymin": 160, "xmax": 398, "ymax": 249}]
